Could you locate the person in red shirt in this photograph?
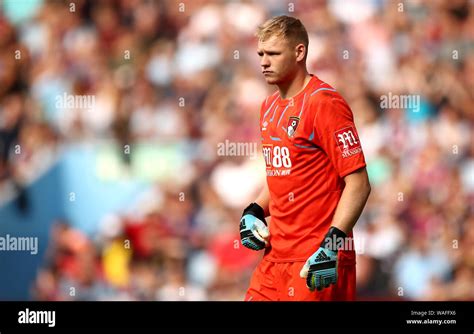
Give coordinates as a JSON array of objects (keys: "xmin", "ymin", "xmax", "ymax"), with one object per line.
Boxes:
[{"xmin": 239, "ymin": 15, "xmax": 371, "ymax": 301}]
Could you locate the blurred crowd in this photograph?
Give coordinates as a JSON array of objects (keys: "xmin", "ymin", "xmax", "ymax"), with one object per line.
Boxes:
[{"xmin": 0, "ymin": 0, "xmax": 472, "ymax": 301}]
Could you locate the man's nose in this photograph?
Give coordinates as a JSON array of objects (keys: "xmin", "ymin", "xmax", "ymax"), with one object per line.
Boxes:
[{"xmin": 261, "ymin": 55, "xmax": 270, "ymax": 68}]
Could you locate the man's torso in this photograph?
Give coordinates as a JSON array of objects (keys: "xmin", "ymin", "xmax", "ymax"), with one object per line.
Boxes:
[{"xmin": 259, "ymin": 75, "xmax": 366, "ymax": 264}]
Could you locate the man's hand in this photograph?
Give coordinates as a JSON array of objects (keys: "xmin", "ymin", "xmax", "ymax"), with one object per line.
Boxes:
[
  {"xmin": 239, "ymin": 203, "xmax": 269, "ymax": 251},
  {"xmin": 299, "ymin": 226, "xmax": 347, "ymax": 291}
]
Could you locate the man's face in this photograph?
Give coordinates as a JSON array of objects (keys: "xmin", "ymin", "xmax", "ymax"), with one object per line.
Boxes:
[{"xmin": 257, "ymin": 35, "xmax": 297, "ymax": 85}]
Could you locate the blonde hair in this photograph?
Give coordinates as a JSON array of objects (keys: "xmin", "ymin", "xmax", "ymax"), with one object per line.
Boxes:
[{"xmin": 256, "ymin": 15, "xmax": 309, "ymax": 52}]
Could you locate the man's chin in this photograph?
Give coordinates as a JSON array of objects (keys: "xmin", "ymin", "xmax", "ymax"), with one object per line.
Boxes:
[{"xmin": 264, "ymin": 76, "xmax": 280, "ymax": 85}]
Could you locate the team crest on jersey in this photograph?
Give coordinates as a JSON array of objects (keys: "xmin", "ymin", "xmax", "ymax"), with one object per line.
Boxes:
[{"xmin": 287, "ymin": 116, "xmax": 300, "ymax": 137}]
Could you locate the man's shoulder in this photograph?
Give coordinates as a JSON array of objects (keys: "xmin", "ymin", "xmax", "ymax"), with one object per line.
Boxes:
[
  {"xmin": 306, "ymin": 80, "xmax": 348, "ymax": 112},
  {"xmin": 307, "ymin": 79, "xmax": 340, "ymax": 102},
  {"xmin": 260, "ymin": 90, "xmax": 280, "ymax": 112}
]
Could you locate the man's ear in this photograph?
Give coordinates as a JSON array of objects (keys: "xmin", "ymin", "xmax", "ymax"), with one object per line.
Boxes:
[{"xmin": 295, "ymin": 43, "xmax": 307, "ymax": 62}]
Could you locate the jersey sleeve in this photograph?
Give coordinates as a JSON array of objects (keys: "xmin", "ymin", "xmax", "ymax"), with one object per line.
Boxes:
[
  {"xmin": 311, "ymin": 94, "xmax": 366, "ymax": 178},
  {"xmin": 259, "ymin": 99, "xmax": 266, "ymax": 124}
]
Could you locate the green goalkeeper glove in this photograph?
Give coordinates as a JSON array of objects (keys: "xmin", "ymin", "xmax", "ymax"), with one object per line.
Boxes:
[
  {"xmin": 239, "ymin": 203, "xmax": 269, "ymax": 251},
  {"xmin": 299, "ymin": 226, "xmax": 347, "ymax": 291}
]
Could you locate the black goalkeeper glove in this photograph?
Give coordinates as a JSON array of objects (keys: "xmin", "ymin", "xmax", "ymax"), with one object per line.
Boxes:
[{"xmin": 239, "ymin": 203, "xmax": 269, "ymax": 251}]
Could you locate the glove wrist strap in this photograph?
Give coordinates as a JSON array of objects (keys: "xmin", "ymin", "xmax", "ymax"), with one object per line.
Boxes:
[
  {"xmin": 243, "ymin": 202, "xmax": 266, "ymax": 222},
  {"xmin": 320, "ymin": 226, "xmax": 347, "ymax": 252}
]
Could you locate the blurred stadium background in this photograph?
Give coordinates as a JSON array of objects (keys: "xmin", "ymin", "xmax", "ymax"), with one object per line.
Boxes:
[{"xmin": 0, "ymin": 0, "xmax": 472, "ymax": 301}]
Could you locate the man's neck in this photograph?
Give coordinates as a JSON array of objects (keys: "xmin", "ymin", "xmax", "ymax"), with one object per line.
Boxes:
[{"xmin": 278, "ymin": 70, "xmax": 311, "ymax": 100}]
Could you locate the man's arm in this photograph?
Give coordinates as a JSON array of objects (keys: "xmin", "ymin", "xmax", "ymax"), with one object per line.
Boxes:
[
  {"xmin": 239, "ymin": 181, "xmax": 271, "ymax": 251},
  {"xmin": 255, "ymin": 181, "xmax": 271, "ymax": 217},
  {"xmin": 331, "ymin": 167, "xmax": 371, "ymax": 234},
  {"xmin": 300, "ymin": 166, "xmax": 371, "ymax": 291}
]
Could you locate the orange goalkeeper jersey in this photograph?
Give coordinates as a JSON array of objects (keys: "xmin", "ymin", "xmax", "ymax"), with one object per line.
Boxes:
[{"xmin": 260, "ymin": 75, "xmax": 366, "ymax": 264}]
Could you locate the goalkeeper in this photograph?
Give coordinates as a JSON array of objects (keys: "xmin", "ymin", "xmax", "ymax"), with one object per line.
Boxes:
[{"xmin": 240, "ymin": 15, "xmax": 371, "ymax": 301}]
